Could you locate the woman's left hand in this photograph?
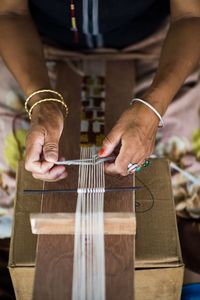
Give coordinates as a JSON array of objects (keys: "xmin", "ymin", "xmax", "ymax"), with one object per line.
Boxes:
[{"xmin": 98, "ymin": 102, "xmax": 160, "ymax": 176}]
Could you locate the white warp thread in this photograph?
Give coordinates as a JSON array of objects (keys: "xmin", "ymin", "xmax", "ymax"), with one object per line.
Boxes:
[{"xmin": 72, "ymin": 147, "xmax": 105, "ymax": 300}]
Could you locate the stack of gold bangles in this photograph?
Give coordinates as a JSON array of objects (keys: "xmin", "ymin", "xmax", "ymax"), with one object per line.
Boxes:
[{"xmin": 25, "ymin": 89, "xmax": 68, "ymax": 120}]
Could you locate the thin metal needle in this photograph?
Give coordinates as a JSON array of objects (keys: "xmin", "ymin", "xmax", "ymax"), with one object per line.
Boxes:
[{"xmin": 54, "ymin": 156, "xmax": 115, "ymax": 166}]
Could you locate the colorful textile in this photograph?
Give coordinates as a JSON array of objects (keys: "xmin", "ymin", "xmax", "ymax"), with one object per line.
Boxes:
[
  {"xmin": 0, "ymin": 60, "xmax": 29, "ymax": 238},
  {"xmin": 81, "ymin": 75, "xmax": 105, "ymax": 147}
]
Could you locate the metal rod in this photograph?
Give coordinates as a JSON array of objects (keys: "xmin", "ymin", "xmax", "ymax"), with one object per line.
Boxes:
[
  {"xmin": 23, "ymin": 186, "xmax": 142, "ymax": 195},
  {"xmin": 54, "ymin": 156, "xmax": 115, "ymax": 166}
]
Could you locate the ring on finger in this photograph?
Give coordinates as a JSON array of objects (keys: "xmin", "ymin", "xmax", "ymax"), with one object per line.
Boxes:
[
  {"xmin": 142, "ymin": 159, "xmax": 150, "ymax": 168},
  {"xmin": 127, "ymin": 163, "xmax": 138, "ymax": 173},
  {"xmin": 135, "ymin": 165, "xmax": 142, "ymax": 172},
  {"xmin": 135, "ymin": 159, "xmax": 150, "ymax": 173},
  {"xmin": 128, "ymin": 159, "xmax": 151, "ymax": 174},
  {"xmin": 128, "ymin": 168, "xmax": 137, "ymax": 174}
]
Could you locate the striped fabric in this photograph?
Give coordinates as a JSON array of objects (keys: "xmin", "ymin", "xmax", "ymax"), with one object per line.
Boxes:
[{"xmin": 29, "ymin": 0, "xmax": 169, "ymax": 50}]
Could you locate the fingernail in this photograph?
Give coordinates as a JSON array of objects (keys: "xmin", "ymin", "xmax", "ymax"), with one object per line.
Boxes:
[
  {"xmin": 45, "ymin": 156, "xmax": 57, "ymax": 163},
  {"xmin": 59, "ymin": 172, "xmax": 68, "ymax": 179},
  {"xmin": 98, "ymin": 148, "xmax": 105, "ymax": 156},
  {"xmin": 44, "ymin": 151, "xmax": 58, "ymax": 163},
  {"xmin": 56, "ymin": 168, "xmax": 65, "ymax": 175},
  {"xmin": 56, "ymin": 170, "xmax": 66, "ymax": 177},
  {"xmin": 60, "ymin": 157, "xmax": 66, "ymax": 162}
]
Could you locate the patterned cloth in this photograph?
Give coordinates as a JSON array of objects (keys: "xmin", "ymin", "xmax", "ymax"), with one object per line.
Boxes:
[
  {"xmin": 29, "ymin": 0, "xmax": 169, "ymax": 49},
  {"xmin": 80, "ymin": 75, "xmax": 105, "ymax": 147},
  {"xmin": 0, "ymin": 60, "xmax": 28, "ymax": 238}
]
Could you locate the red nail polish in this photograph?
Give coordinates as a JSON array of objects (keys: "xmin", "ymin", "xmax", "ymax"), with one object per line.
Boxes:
[{"xmin": 98, "ymin": 148, "xmax": 105, "ymax": 156}]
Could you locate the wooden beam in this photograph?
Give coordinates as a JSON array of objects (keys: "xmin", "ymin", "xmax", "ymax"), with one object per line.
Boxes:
[
  {"xmin": 32, "ymin": 60, "xmax": 136, "ymax": 300},
  {"xmin": 30, "ymin": 212, "xmax": 136, "ymax": 235}
]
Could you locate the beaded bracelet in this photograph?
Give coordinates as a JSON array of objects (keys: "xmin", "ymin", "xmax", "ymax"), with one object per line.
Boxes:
[
  {"xmin": 130, "ymin": 98, "xmax": 164, "ymax": 128},
  {"xmin": 28, "ymin": 98, "xmax": 68, "ymax": 120},
  {"xmin": 25, "ymin": 89, "xmax": 64, "ymax": 114}
]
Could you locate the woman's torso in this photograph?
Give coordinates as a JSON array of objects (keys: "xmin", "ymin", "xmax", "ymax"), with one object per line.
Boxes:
[{"xmin": 29, "ymin": 0, "xmax": 169, "ymax": 50}]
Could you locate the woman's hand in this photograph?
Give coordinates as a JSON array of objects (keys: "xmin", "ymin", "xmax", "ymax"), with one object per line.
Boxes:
[
  {"xmin": 25, "ymin": 102, "xmax": 67, "ymax": 181},
  {"xmin": 99, "ymin": 102, "xmax": 160, "ymax": 176}
]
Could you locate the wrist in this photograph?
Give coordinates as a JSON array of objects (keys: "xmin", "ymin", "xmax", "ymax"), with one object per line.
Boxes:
[
  {"xmin": 25, "ymin": 89, "xmax": 67, "ymax": 120},
  {"xmin": 129, "ymin": 102, "xmax": 160, "ymax": 128},
  {"xmin": 27, "ymin": 90, "xmax": 58, "ymax": 107},
  {"xmin": 142, "ymin": 86, "xmax": 172, "ymax": 116},
  {"xmin": 130, "ymin": 97, "xmax": 165, "ymax": 128},
  {"xmin": 31, "ymin": 101, "xmax": 65, "ymax": 121}
]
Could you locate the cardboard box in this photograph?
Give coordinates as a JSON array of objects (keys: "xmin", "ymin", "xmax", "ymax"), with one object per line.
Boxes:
[{"xmin": 9, "ymin": 159, "xmax": 184, "ymax": 300}]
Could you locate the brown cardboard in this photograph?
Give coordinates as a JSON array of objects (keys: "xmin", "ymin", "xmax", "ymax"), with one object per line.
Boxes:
[{"xmin": 9, "ymin": 158, "xmax": 184, "ymax": 300}]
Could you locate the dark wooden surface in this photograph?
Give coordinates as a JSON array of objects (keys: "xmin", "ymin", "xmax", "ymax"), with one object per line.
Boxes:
[
  {"xmin": 33, "ymin": 60, "xmax": 136, "ymax": 300},
  {"xmin": 0, "ymin": 239, "xmax": 15, "ymax": 300},
  {"xmin": 105, "ymin": 60, "xmax": 136, "ymax": 300},
  {"xmin": 33, "ymin": 62, "xmax": 81, "ymax": 300}
]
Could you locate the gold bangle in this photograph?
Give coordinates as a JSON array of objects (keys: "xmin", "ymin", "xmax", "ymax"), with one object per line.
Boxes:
[
  {"xmin": 25, "ymin": 89, "xmax": 64, "ymax": 113},
  {"xmin": 28, "ymin": 98, "xmax": 68, "ymax": 120}
]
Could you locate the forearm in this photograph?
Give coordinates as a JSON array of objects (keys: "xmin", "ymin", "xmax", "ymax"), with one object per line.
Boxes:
[
  {"xmin": 143, "ymin": 17, "xmax": 200, "ymax": 115},
  {"xmin": 0, "ymin": 13, "xmax": 50, "ymax": 98}
]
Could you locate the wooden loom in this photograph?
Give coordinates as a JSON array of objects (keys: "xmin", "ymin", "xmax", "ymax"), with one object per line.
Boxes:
[{"xmin": 28, "ymin": 58, "xmax": 136, "ymax": 300}]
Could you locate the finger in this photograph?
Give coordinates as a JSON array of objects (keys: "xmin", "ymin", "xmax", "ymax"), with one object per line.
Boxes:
[
  {"xmin": 59, "ymin": 156, "xmax": 66, "ymax": 161},
  {"xmin": 33, "ymin": 172, "xmax": 68, "ymax": 182},
  {"xmin": 32, "ymin": 165, "xmax": 67, "ymax": 181},
  {"xmin": 43, "ymin": 131, "xmax": 61, "ymax": 163},
  {"xmin": 135, "ymin": 136, "xmax": 155, "ymax": 167},
  {"xmin": 148, "ymin": 135, "xmax": 156, "ymax": 157},
  {"xmin": 130, "ymin": 140, "xmax": 155, "ymax": 173},
  {"xmin": 99, "ymin": 125, "xmax": 122, "ymax": 157},
  {"xmin": 105, "ymin": 134, "xmax": 148, "ymax": 176},
  {"xmin": 104, "ymin": 162, "xmax": 121, "ymax": 176},
  {"xmin": 25, "ymin": 131, "xmax": 54, "ymax": 173},
  {"xmin": 126, "ymin": 132, "xmax": 154, "ymax": 167},
  {"xmin": 137, "ymin": 155, "xmax": 148, "ymax": 167},
  {"xmin": 104, "ymin": 141, "xmax": 133, "ymax": 176}
]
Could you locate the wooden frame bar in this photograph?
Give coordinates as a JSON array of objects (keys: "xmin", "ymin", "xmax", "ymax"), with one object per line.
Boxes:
[{"xmin": 30, "ymin": 212, "xmax": 136, "ymax": 235}]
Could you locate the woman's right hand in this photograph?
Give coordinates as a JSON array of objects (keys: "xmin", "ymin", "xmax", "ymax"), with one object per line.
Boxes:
[{"xmin": 25, "ymin": 102, "xmax": 67, "ymax": 181}]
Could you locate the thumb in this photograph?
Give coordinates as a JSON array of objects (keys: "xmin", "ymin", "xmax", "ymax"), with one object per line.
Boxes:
[
  {"xmin": 99, "ymin": 127, "xmax": 122, "ymax": 157},
  {"xmin": 43, "ymin": 133, "xmax": 59, "ymax": 163}
]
